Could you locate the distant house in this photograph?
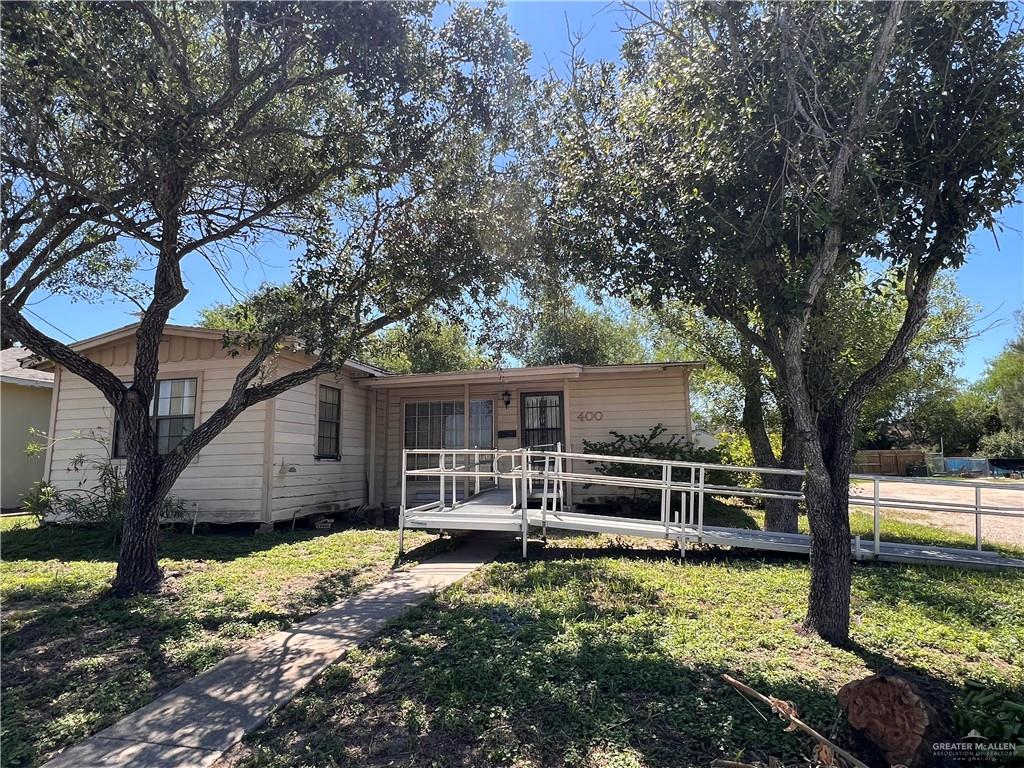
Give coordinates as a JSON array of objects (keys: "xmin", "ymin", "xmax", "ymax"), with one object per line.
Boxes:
[
  {"xmin": 1, "ymin": 347, "xmax": 54, "ymax": 509},
  {"xmin": 34, "ymin": 323, "xmax": 702, "ymax": 526}
]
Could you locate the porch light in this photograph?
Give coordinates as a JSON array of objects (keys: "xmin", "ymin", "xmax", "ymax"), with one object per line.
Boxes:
[{"xmin": 501, "ymin": 390, "xmax": 512, "ymax": 409}]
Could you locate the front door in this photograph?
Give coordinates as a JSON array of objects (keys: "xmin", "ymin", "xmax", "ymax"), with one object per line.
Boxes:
[{"xmin": 521, "ymin": 392, "xmax": 564, "ymax": 448}]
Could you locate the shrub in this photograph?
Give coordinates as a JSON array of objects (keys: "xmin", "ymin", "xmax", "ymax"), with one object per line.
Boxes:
[
  {"xmin": 581, "ymin": 424, "xmax": 727, "ymax": 512},
  {"xmin": 715, "ymin": 429, "xmax": 785, "ymax": 495},
  {"xmin": 25, "ymin": 430, "xmax": 187, "ymax": 541},
  {"xmin": 58, "ymin": 453, "xmax": 187, "ymax": 541},
  {"xmin": 976, "ymin": 429, "xmax": 1024, "ymax": 459},
  {"xmin": 18, "ymin": 482, "xmax": 61, "ymax": 524}
]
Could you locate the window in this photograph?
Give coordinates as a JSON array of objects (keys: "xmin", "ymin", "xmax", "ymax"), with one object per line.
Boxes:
[
  {"xmin": 404, "ymin": 399, "xmax": 493, "ymax": 470},
  {"xmin": 317, "ymin": 385, "xmax": 342, "ymax": 459},
  {"xmin": 112, "ymin": 378, "xmax": 197, "ymax": 458},
  {"xmin": 155, "ymin": 378, "xmax": 197, "ymax": 454}
]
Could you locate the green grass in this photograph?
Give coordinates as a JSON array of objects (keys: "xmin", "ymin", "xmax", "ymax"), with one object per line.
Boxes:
[
  {"xmin": 227, "ymin": 536, "xmax": 1024, "ymax": 768},
  {"xmin": 0, "ymin": 517, "xmax": 435, "ymax": 768}
]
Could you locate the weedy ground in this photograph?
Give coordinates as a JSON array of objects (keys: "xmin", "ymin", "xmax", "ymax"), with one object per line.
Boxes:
[
  {"xmin": 0, "ymin": 515, "xmax": 436, "ymax": 767},
  {"xmin": 222, "ymin": 524, "xmax": 1023, "ymax": 767}
]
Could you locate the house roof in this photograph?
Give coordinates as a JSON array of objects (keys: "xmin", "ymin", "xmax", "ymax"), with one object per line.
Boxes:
[
  {"xmin": 23, "ymin": 323, "xmax": 703, "ymax": 385},
  {"xmin": 355, "ymin": 360, "xmax": 704, "ymax": 389},
  {"xmin": 28, "ymin": 323, "xmax": 391, "ymax": 377},
  {"xmin": 1, "ymin": 347, "xmax": 54, "ymax": 388}
]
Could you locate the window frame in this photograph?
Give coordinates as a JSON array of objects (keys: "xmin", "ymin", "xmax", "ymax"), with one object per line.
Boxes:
[
  {"xmin": 111, "ymin": 375, "xmax": 200, "ymax": 459},
  {"xmin": 315, "ymin": 383, "xmax": 343, "ymax": 461},
  {"xmin": 402, "ymin": 397, "xmax": 495, "ymax": 471}
]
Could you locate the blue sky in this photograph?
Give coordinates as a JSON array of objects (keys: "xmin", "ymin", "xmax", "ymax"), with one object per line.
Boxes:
[{"xmin": 28, "ymin": 2, "xmax": 1024, "ymax": 381}]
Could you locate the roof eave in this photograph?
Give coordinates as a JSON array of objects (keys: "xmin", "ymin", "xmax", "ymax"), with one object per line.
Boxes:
[
  {"xmin": 0, "ymin": 374, "xmax": 54, "ymax": 388},
  {"xmin": 355, "ymin": 361, "xmax": 705, "ymax": 389}
]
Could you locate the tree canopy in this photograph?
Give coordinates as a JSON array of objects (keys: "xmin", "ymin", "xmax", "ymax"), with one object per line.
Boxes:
[
  {"xmin": 541, "ymin": 0, "xmax": 1024, "ymax": 642},
  {"xmin": 359, "ymin": 313, "xmax": 496, "ymax": 374},
  {"xmin": 513, "ymin": 295, "xmax": 652, "ymax": 367},
  {"xmin": 980, "ymin": 311, "xmax": 1024, "ymax": 430},
  {"xmin": 2, "ymin": 0, "xmax": 532, "ymax": 594}
]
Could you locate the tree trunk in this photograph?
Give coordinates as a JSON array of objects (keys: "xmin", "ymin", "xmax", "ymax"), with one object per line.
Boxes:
[
  {"xmin": 110, "ymin": 393, "xmax": 164, "ymax": 597},
  {"xmin": 801, "ymin": 405, "xmax": 857, "ymax": 645},
  {"xmin": 803, "ymin": 470, "xmax": 852, "ymax": 643},
  {"xmin": 762, "ymin": 412, "xmax": 803, "ymax": 533},
  {"xmin": 112, "ymin": 480, "xmax": 163, "ymax": 596},
  {"xmin": 740, "ymin": 366, "xmax": 803, "ymax": 533},
  {"xmin": 763, "ymin": 474, "xmax": 802, "ymax": 533}
]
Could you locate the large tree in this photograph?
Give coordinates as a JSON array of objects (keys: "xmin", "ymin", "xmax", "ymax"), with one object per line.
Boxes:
[
  {"xmin": 653, "ymin": 274, "xmax": 978, "ymax": 533},
  {"xmin": 513, "ymin": 293, "xmax": 652, "ymax": 366},
  {"xmin": 358, "ymin": 313, "xmax": 497, "ymax": 374},
  {"xmin": 200, "ymin": 303, "xmax": 498, "ymax": 374},
  {"xmin": 652, "ymin": 303, "xmax": 804, "ymax": 532},
  {"xmin": 980, "ymin": 311, "xmax": 1024, "ymax": 430},
  {"xmin": 2, "ymin": 1, "xmax": 531, "ymax": 595},
  {"xmin": 542, "ymin": 1, "xmax": 1023, "ymax": 642}
]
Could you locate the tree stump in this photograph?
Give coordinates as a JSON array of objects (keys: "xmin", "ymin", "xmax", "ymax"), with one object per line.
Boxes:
[{"xmin": 838, "ymin": 673, "xmax": 940, "ymax": 767}]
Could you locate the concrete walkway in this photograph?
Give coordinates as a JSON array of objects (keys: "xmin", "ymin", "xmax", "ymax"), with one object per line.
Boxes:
[{"xmin": 43, "ymin": 537, "xmax": 502, "ymax": 768}]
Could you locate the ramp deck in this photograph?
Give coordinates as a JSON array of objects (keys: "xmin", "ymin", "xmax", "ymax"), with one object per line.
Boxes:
[{"xmin": 401, "ymin": 487, "xmax": 1024, "ymax": 571}]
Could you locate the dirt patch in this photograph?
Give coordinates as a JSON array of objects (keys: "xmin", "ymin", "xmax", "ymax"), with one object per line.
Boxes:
[{"xmin": 866, "ymin": 481, "xmax": 1024, "ymax": 548}]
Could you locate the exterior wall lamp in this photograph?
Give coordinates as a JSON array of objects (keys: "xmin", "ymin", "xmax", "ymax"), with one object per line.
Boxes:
[{"xmin": 501, "ymin": 390, "xmax": 512, "ymax": 409}]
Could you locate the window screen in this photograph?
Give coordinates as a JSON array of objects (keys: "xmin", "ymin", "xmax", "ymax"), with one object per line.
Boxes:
[
  {"xmin": 317, "ymin": 385, "xmax": 342, "ymax": 459},
  {"xmin": 403, "ymin": 399, "xmax": 494, "ymax": 471}
]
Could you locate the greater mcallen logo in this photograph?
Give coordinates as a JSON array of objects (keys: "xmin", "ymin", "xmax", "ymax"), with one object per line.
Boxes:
[{"xmin": 932, "ymin": 730, "xmax": 1019, "ymax": 764}]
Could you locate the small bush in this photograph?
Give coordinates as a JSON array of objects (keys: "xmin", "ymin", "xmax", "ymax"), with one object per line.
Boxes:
[
  {"xmin": 715, "ymin": 429, "xmax": 784, "ymax": 489},
  {"xmin": 27, "ymin": 430, "xmax": 186, "ymax": 541},
  {"xmin": 581, "ymin": 424, "xmax": 727, "ymax": 512},
  {"xmin": 19, "ymin": 482, "xmax": 61, "ymax": 524},
  {"xmin": 57, "ymin": 455, "xmax": 187, "ymax": 541}
]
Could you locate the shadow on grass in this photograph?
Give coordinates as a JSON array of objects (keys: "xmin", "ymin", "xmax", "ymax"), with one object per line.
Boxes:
[
  {"xmin": 236, "ymin": 559, "xmax": 877, "ymax": 768},
  {"xmin": 0, "ymin": 522, "xmax": 356, "ymax": 564},
  {"xmin": 0, "ymin": 525, "xmax": 442, "ymax": 768},
  {"xmin": 1, "ymin": 518, "xmax": 452, "ymax": 564},
  {"xmin": 852, "ymin": 561, "xmax": 1024, "ymax": 632},
  {"xmin": 525, "ymin": 532, "xmax": 810, "ymax": 571}
]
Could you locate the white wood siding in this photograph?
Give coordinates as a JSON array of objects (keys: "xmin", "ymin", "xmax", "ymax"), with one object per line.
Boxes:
[
  {"xmin": 563, "ymin": 369, "xmax": 692, "ymax": 503},
  {"xmin": 268, "ymin": 360, "xmax": 369, "ymax": 521},
  {"xmin": 48, "ymin": 357, "xmax": 268, "ymax": 523},
  {"xmin": 374, "ymin": 367, "xmax": 693, "ymax": 507},
  {"xmin": 45, "ymin": 333, "xmax": 370, "ymax": 524}
]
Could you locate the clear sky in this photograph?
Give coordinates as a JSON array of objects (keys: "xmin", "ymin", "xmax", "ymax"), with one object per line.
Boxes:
[{"xmin": 28, "ymin": 1, "xmax": 1024, "ymax": 382}]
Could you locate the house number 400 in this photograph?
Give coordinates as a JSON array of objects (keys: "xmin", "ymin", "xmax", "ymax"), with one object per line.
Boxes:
[{"xmin": 576, "ymin": 410, "xmax": 604, "ymax": 421}]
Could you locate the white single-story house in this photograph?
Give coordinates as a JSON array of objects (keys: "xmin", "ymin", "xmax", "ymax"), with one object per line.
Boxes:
[
  {"xmin": 1, "ymin": 346, "xmax": 55, "ymax": 509},
  {"xmin": 36, "ymin": 323, "xmax": 702, "ymax": 526}
]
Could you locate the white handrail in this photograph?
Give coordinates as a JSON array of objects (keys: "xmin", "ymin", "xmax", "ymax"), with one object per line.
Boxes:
[
  {"xmin": 850, "ymin": 473, "xmax": 1024, "ymax": 491},
  {"xmin": 527, "ymin": 448, "xmax": 807, "ymax": 476},
  {"xmin": 398, "ymin": 447, "xmax": 1024, "ymax": 557}
]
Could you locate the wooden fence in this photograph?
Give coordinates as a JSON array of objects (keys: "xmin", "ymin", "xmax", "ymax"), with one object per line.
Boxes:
[{"xmin": 852, "ymin": 449, "xmax": 925, "ymax": 476}]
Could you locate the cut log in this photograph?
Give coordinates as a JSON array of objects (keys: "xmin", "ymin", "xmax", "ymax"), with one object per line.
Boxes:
[{"xmin": 838, "ymin": 673, "xmax": 938, "ymax": 767}]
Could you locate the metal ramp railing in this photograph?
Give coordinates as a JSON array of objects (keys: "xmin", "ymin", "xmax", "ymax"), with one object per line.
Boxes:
[{"xmin": 397, "ymin": 446, "xmax": 1024, "ymax": 570}]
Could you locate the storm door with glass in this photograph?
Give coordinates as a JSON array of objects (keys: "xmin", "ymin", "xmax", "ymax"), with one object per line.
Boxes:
[{"xmin": 521, "ymin": 392, "xmax": 564, "ymax": 448}]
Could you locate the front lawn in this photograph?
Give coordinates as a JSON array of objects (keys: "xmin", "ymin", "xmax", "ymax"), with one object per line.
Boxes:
[
  {"xmin": 224, "ymin": 535, "xmax": 1024, "ymax": 768},
  {"xmin": 0, "ymin": 517, "xmax": 434, "ymax": 768}
]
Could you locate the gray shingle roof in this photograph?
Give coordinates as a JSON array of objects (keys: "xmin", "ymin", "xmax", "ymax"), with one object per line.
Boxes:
[{"xmin": 0, "ymin": 347, "xmax": 54, "ymax": 387}]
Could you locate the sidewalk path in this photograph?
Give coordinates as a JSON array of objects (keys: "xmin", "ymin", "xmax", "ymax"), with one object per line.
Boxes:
[{"xmin": 43, "ymin": 537, "xmax": 502, "ymax": 768}]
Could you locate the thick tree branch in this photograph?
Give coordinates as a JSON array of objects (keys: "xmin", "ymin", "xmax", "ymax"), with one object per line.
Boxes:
[
  {"xmin": 4, "ymin": 229, "xmax": 119, "ymax": 311},
  {"xmin": 0, "ymin": 306, "xmax": 127, "ymax": 403},
  {"xmin": 801, "ymin": 0, "xmax": 906, "ymax": 315}
]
